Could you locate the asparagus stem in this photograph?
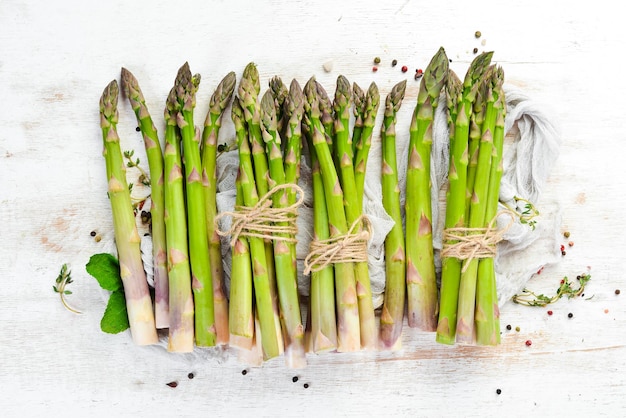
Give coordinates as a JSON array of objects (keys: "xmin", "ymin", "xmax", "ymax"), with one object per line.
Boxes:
[
  {"xmin": 456, "ymin": 66, "xmax": 498, "ymax": 345},
  {"xmin": 238, "ymin": 63, "xmax": 279, "ymax": 326},
  {"xmin": 304, "ymin": 77, "xmax": 361, "ymax": 352},
  {"xmin": 436, "ymin": 52, "xmax": 493, "ymax": 344},
  {"xmin": 405, "ymin": 47, "xmax": 449, "ymax": 331},
  {"xmin": 475, "ymin": 66, "xmax": 505, "ymax": 346},
  {"xmin": 173, "ymin": 63, "xmax": 215, "ymax": 347},
  {"xmin": 120, "ymin": 68, "xmax": 169, "ymax": 329},
  {"xmin": 333, "ymin": 75, "xmax": 377, "ymax": 350},
  {"xmin": 354, "ymin": 82, "xmax": 381, "ymax": 208},
  {"xmin": 379, "ymin": 80, "xmax": 407, "ymax": 349},
  {"xmin": 99, "ymin": 80, "xmax": 158, "ymax": 346},
  {"xmin": 232, "ymin": 96, "xmax": 283, "ymax": 360},
  {"xmin": 351, "ymin": 82, "xmax": 366, "ymax": 158},
  {"xmin": 201, "ymin": 71, "xmax": 236, "ymax": 345},
  {"xmin": 304, "ymin": 134, "xmax": 338, "ymax": 353},
  {"xmin": 260, "ymin": 90, "xmax": 306, "ymax": 367},
  {"xmin": 163, "ymin": 85, "xmax": 195, "ymax": 352},
  {"xmin": 229, "ymin": 170, "xmax": 254, "ymax": 350}
]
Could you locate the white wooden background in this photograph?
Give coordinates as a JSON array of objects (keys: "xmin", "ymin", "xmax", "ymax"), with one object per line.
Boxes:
[{"xmin": 1, "ymin": 0, "xmax": 625, "ymax": 416}]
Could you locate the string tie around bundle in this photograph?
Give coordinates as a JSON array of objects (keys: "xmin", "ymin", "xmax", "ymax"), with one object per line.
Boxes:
[
  {"xmin": 303, "ymin": 215, "xmax": 371, "ymax": 275},
  {"xmin": 440, "ymin": 211, "xmax": 516, "ymax": 272},
  {"xmin": 215, "ymin": 183, "xmax": 305, "ymax": 246}
]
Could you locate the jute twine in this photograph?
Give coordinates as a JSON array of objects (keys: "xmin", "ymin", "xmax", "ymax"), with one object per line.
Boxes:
[
  {"xmin": 440, "ymin": 211, "xmax": 516, "ymax": 272},
  {"xmin": 215, "ymin": 183, "xmax": 304, "ymax": 246},
  {"xmin": 303, "ymin": 215, "xmax": 371, "ymax": 275}
]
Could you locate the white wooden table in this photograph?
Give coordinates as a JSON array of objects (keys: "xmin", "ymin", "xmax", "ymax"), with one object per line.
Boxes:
[{"xmin": 2, "ymin": 1, "xmax": 625, "ymax": 416}]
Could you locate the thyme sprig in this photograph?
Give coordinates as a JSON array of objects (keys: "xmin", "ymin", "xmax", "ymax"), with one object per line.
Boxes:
[
  {"xmin": 53, "ymin": 263, "xmax": 81, "ymax": 314},
  {"xmin": 513, "ymin": 273, "xmax": 591, "ymax": 306}
]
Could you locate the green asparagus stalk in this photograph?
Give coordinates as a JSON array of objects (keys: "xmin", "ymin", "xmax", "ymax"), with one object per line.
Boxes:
[
  {"xmin": 260, "ymin": 90, "xmax": 306, "ymax": 367},
  {"xmin": 231, "ymin": 96, "xmax": 283, "ymax": 360},
  {"xmin": 436, "ymin": 52, "xmax": 493, "ymax": 344},
  {"xmin": 283, "ymin": 79, "xmax": 305, "ymax": 206},
  {"xmin": 201, "ymin": 71, "xmax": 236, "ymax": 346},
  {"xmin": 475, "ymin": 66, "xmax": 505, "ymax": 346},
  {"xmin": 238, "ymin": 63, "xmax": 279, "ymax": 319},
  {"xmin": 304, "ymin": 77, "xmax": 361, "ymax": 352},
  {"xmin": 379, "ymin": 80, "xmax": 407, "ymax": 349},
  {"xmin": 120, "ymin": 68, "xmax": 169, "ymax": 330},
  {"xmin": 354, "ymin": 82, "xmax": 380, "ymax": 208},
  {"xmin": 163, "ymin": 84, "xmax": 195, "ymax": 352},
  {"xmin": 405, "ymin": 47, "xmax": 449, "ymax": 331},
  {"xmin": 351, "ymin": 82, "xmax": 366, "ymax": 158},
  {"xmin": 173, "ymin": 63, "xmax": 216, "ymax": 347},
  {"xmin": 269, "ymin": 76, "xmax": 289, "ymax": 135},
  {"xmin": 98, "ymin": 80, "xmax": 158, "ymax": 346},
  {"xmin": 304, "ymin": 126, "xmax": 338, "ymax": 353},
  {"xmin": 333, "ymin": 75, "xmax": 377, "ymax": 350},
  {"xmin": 228, "ymin": 167, "xmax": 254, "ymax": 350},
  {"xmin": 456, "ymin": 66, "xmax": 498, "ymax": 345}
]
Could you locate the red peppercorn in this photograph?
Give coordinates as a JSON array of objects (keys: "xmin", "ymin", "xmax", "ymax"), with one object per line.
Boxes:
[
  {"xmin": 401, "ymin": 65, "xmax": 408, "ymax": 73},
  {"xmin": 525, "ymin": 340, "xmax": 532, "ymax": 346},
  {"xmin": 560, "ymin": 245, "xmax": 565, "ymax": 252},
  {"xmin": 547, "ymin": 310, "xmax": 553, "ymax": 316},
  {"xmin": 372, "ymin": 66, "xmax": 378, "ymax": 72},
  {"xmin": 166, "ymin": 381, "xmax": 178, "ymax": 388}
]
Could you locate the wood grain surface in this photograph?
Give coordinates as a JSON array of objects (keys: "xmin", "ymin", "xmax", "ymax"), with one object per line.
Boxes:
[{"xmin": 1, "ymin": 0, "xmax": 624, "ymax": 416}]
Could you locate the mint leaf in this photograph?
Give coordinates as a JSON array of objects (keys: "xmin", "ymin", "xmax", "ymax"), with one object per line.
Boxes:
[
  {"xmin": 86, "ymin": 253, "xmax": 122, "ymax": 292},
  {"xmin": 101, "ymin": 290, "xmax": 129, "ymax": 334}
]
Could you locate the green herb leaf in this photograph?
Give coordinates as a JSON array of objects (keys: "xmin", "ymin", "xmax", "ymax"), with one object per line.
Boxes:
[
  {"xmin": 86, "ymin": 253, "xmax": 122, "ymax": 292},
  {"xmin": 101, "ymin": 289, "xmax": 130, "ymax": 334}
]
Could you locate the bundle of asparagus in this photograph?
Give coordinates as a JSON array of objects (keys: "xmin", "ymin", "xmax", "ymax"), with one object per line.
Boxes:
[
  {"xmin": 436, "ymin": 52, "xmax": 506, "ymax": 346},
  {"xmin": 302, "ymin": 75, "xmax": 380, "ymax": 352},
  {"xmin": 226, "ymin": 63, "xmax": 306, "ymax": 367}
]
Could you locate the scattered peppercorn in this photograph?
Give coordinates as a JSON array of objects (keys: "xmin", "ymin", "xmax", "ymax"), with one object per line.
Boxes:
[
  {"xmin": 496, "ymin": 389, "xmax": 502, "ymax": 395},
  {"xmin": 392, "ymin": 59, "xmax": 398, "ymax": 67},
  {"xmin": 525, "ymin": 340, "xmax": 532, "ymax": 347},
  {"xmin": 615, "ymin": 289, "xmax": 621, "ymax": 295},
  {"xmin": 241, "ymin": 369, "xmax": 248, "ymax": 376},
  {"xmin": 292, "ymin": 376, "xmax": 299, "ymax": 383},
  {"xmin": 303, "ymin": 383, "xmax": 310, "ymax": 389},
  {"xmin": 563, "ymin": 231, "xmax": 571, "ymax": 238},
  {"xmin": 401, "ymin": 65, "xmax": 408, "ymax": 73},
  {"xmin": 414, "ymin": 72, "xmax": 422, "ymax": 80},
  {"xmin": 515, "ymin": 326, "xmax": 520, "ymax": 332},
  {"xmin": 568, "ymin": 312, "xmax": 573, "ymax": 318},
  {"xmin": 136, "ymin": 127, "xmax": 141, "ymax": 132},
  {"xmin": 90, "ymin": 230, "xmax": 97, "ymax": 237},
  {"xmin": 547, "ymin": 310, "xmax": 553, "ymax": 316},
  {"xmin": 449, "ymin": 58, "xmax": 452, "ymax": 62},
  {"xmin": 473, "ymin": 48, "xmax": 478, "ymax": 54},
  {"xmin": 372, "ymin": 66, "xmax": 378, "ymax": 72},
  {"xmin": 188, "ymin": 373, "xmax": 195, "ymax": 379},
  {"xmin": 568, "ymin": 241, "xmax": 574, "ymax": 247},
  {"xmin": 374, "ymin": 56, "xmax": 381, "ymax": 64},
  {"xmin": 95, "ymin": 234, "xmax": 102, "ymax": 243},
  {"xmin": 166, "ymin": 381, "xmax": 178, "ymax": 388},
  {"xmin": 506, "ymin": 324, "xmax": 512, "ymax": 331},
  {"xmin": 560, "ymin": 245, "xmax": 565, "ymax": 252},
  {"xmin": 475, "ymin": 31, "xmax": 482, "ymax": 38},
  {"xmin": 561, "ymin": 250, "xmax": 567, "ymax": 256}
]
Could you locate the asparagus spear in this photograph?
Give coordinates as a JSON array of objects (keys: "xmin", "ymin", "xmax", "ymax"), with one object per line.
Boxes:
[
  {"xmin": 98, "ymin": 80, "xmax": 158, "ymax": 346},
  {"xmin": 201, "ymin": 71, "xmax": 236, "ymax": 346},
  {"xmin": 304, "ymin": 124, "xmax": 338, "ymax": 353},
  {"xmin": 333, "ymin": 75, "xmax": 377, "ymax": 350},
  {"xmin": 172, "ymin": 63, "xmax": 216, "ymax": 347},
  {"xmin": 436, "ymin": 52, "xmax": 493, "ymax": 344},
  {"xmin": 163, "ymin": 84, "xmax": 195, "ymax": 352},
  {"xmin": 120, "ymin": 68, "xmax": 169, "ymax": 330},
  {"xmin": 283, "ymin": 79, "xmax": 305, "ymax": 206},
  {"xmin": 354, "ymin": 82, "xmax": 380, "ymax": 208},
  {"xmin": 351, "ymin": 82, "xmax": 366, "ymax": 158},
  {"xmin": 269, "ymin": 76, "xmax": 289, "ymax": 135},
  {"xmin": 475, "ymin": 66, "xmax": 505, "ymax": 346},
  {"xmin": 231, "ymin": 96, "xmax": 283, "ymax": 360},
  {"xmin": 456, "ymin": 66, "xmax": 498, "ymax": 345},
  {"xmin": 228, "ymin": 166, "xmax": 255, "ymax": 350},
  {"xmin": 405, "ymin": 47, "xmax": 448, "ymax": 331},
  {"xmin": 260, "ymin": 90, "xmax": 306, "ymax": 367},
  {"xmin": 379, "ymin": 80, "xmax": 407, "ymax": 349},
  {"xmin": 304, "ymin": 77, "xmax": 361, "ymax": 352}
]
